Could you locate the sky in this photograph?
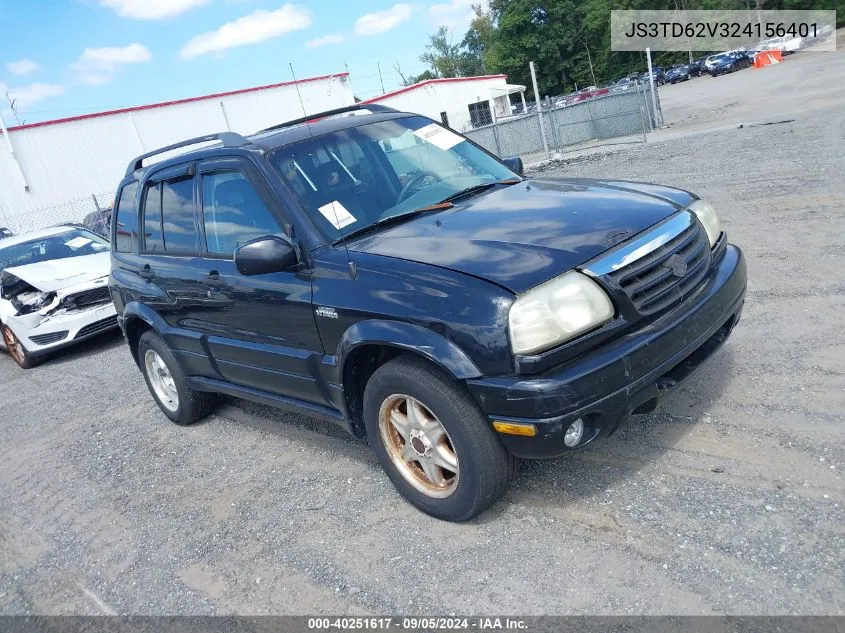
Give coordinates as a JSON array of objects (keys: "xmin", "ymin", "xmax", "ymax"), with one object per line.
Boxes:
[{"xmin": 0, "ymin": 0, "xmax": 479, "ymax": 126}]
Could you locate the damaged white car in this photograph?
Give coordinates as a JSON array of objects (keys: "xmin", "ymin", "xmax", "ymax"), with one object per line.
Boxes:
[{"xmin": 0, "ymin": 226, "xmax": 117, "ymax": 368}]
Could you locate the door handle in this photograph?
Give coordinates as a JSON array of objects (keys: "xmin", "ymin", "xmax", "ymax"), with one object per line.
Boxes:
[
  {"xmin": 138, "ymin": 265, "xmax": 154, "ymax": 280},
  {"xmin": 205, "ymin": 272, "xmax": 226, "ymax": 287}
]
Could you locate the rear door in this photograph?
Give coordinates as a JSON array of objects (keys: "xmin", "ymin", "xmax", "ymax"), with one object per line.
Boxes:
[{"xmin": 190, "ymin": 156, "xmax": 326, "ymax": 405}]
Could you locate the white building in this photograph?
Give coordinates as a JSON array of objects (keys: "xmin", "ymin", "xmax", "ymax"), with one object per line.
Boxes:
[
  {"xmin": 362, "ymin": 74, "xmax": 526, "ymax": 132},
  {"xmin": 0, "ymin": 73, "xmax": 353, "ymax": 231},
  {"xmin": 0, "ymin": 71, "xmax": 525, "ymax": 232}
]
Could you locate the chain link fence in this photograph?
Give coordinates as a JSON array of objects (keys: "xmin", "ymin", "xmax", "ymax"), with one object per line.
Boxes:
[
  {"xmin": 0, "ymin": 191, "xmax": 115, "ymax": 237},
  {"xmin": 463, "ymin": 84, "xmax": 659, "ymax": 163}
]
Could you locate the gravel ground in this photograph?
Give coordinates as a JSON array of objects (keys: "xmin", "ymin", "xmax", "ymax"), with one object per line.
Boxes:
[{"xmin": 1, "ymin": 44, "xmax": 843, "ymax": 616}]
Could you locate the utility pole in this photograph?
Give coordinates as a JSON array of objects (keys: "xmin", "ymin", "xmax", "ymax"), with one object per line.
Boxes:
[
  {"xmin": 377, "ymin": 62, "xmax": 385, "ymax": 94},
  {"xmin": 584, "ymin": 42, "xmax": 597, "ymax": 86},
  {"xmin": 529, "ymin": 61, "xmax": 550, "ymax": 158},
  {"xmin": 0, "ymin": 107, "xmax": 29, "ymax": 190},
  {"xmin": 645, "ymin": 48, "xmax": 661, "ymax": 127},
  {"xmin": 5, "ymin": 91, "xmax": 23, "ymax": 126}
]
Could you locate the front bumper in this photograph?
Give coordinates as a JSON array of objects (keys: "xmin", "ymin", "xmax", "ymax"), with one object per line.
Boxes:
[
  {"xmin": 2, "ymin": 302, "xmax": 118, "ymax": 358},
  {"xmin": 466, "ymin": 244, "xmax": 747, "ymax": 459}
]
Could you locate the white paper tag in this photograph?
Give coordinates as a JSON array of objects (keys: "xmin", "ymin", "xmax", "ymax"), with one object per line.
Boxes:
[
  {"xmin": 65, "ymin": 237, "xmax": 92, "ymax": 248},
  {"xmin": 413, "ymin": 123, "xmax": 464, "ymax": 151},
  {"xmin": 317, "ymin": 200, "xmax": 357, "ymax": 230}
]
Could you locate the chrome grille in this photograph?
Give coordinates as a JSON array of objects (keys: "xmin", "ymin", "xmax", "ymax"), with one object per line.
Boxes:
[{"xmin": 607, "ymin": 217, "xmax": 711, "ymax": 315}]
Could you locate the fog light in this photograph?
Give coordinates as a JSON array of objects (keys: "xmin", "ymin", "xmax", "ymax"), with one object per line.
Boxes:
[{"xmin": 564, "ymin": 418, "xmax": 584, "ymax": 447}]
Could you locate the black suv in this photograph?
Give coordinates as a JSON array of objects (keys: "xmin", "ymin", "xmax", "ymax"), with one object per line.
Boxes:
[{"xmin": 110, "ymin": 104, "xmax": 746, "ymax": 521}]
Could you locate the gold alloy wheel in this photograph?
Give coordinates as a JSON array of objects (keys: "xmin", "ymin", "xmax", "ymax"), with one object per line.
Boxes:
[
  {"xmin": 378, "ymin": 394, "xmax": 459, "ymax": 498},
  {"xmin": 2, "ymin": 326, "xmax": 26, "ymax": 366}
]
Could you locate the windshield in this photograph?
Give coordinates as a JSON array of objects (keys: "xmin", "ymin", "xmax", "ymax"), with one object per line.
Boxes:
[
  {"xmin": 268, "ymin": 115, "xmax": 518, "ymax": 240},
  {"xmin": 0, "ymin": 228, "xmax": 109, "ymax": 271}
]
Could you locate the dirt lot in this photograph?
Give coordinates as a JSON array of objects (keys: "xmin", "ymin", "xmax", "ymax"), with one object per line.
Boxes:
[{"xmin": 1, "ymin": 45, "xmax": 844, "ymax": 616}]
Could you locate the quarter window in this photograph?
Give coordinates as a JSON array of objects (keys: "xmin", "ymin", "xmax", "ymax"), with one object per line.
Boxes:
[
  {"xmin": 113, "ymin": 181, "xmax": 138, "ymax": 253},
  {"xmin": 201, "ymin": 170, "xmax": 283, "ymax": 257}
]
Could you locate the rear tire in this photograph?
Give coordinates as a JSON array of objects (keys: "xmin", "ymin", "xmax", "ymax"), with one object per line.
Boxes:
[
  {"xmin": 363, "ymin": 356, "xmax": 516, "ymax": 521},
  {"xmin": 1, "ymin": 324, "xmax": 38, "ymax": 369},
  {"xmin": 137, "ymin": 331, "xmax": 216, "ymax": 425}
]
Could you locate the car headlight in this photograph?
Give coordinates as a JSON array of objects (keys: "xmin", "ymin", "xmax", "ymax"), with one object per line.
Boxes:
[
  {"xmin": 689, "ymin": 199, "xmax": 721, "ymax": 247},
  {"xmin": 508, "ymin": 271, "xmax": 614, "ymax": 355}
]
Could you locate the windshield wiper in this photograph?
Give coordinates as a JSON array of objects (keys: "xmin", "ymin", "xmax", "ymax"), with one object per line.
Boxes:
[
  {"xmin": 339, "ymin": 202, "xmax": 453, "ymax": 243},
  {"xmin": 439, "ymin": 178, "xmax": 521, "ymax": 204}
]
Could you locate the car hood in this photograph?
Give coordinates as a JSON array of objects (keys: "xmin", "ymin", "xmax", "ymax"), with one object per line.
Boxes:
[
  {"xmin": 1, "ymin": 252, "xmax": 110, "ymax": 293},
  {"xmin": 348, "ymin": 178, "xmax": 696, "ymax": 293}
]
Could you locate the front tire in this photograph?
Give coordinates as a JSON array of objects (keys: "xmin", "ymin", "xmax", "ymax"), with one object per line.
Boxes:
[
  {"xmin": 137, "ymin": 331, "xmax": 216, "ymax": 425},
  {"xmin": 1, "ymin": 324, "xmax": 38, "ymax": 369},
  {"xmin": 363, "ymin": 356, "xmax": 516, "ymax": 521}
]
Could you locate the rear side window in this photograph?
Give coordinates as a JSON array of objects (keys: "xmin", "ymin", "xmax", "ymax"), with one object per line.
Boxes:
[
  {"xmin": 161, "ymin": 177, "xmax": 198, "ymax": 252},
  {"xmin": 142, "ymin": 182, "xmax": 164, "ymax": 252},
  {"xmin": 201, "ymin": 170, "xmax": 282, "ymax": 257},
  {"xmin": 113, "ymin": 181, "xmax": 138, "ymax": 253}
]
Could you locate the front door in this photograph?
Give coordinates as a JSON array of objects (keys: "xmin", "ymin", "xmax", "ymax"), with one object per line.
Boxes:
[{"xmin": 190, "ymin": 157, "xmax": 326, "ymax": 405}]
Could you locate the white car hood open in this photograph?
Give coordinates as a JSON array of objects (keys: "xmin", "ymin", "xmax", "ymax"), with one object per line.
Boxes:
[{"xmin": 2, "ymin": 252, "xmax": 110, "ymax": 292}]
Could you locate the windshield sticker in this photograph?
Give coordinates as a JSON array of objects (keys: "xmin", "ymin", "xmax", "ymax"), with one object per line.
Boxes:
[
  {"xmin": 413, "ymin": 123, "xmax": 464, "ymax": 151},
  {"xmin": 318, "ymin": 201, "xmax": 357, "ymax": 230},
  {"xmin": 65, "ymin": 237, "xmax": 92, "ymax": 249}
]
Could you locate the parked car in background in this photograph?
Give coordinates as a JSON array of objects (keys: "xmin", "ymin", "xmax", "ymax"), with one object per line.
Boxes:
[
  {"xmin": 640, "ymin": 67, "xmax": 665, "ymax": 85},
  {"xmin": 0, "ymin": 226, "xmax": 117, "ymax": 368},
  {"xmin": 704, "ymin": 54, "xmax": 722, "ymax": 72},
  {"xmin": 759, "ymin": 36, "xmax": 803, "ymax": 54},
  {"xmin": 111, "ymin": 103, "xmax": 746, "ymax": 521},
  {"xmin": 0, "ymin": 228, "xmax": 12, "ymax": 240},
  {"xmin": 708, "ymin": 52, "xmax": 752, "ymax": 76},
  {"xmin": 613, "ymin": 76, "xmax": 641, "ymax": 90},
  {"xmin": 665, "ymin": 64, "xmax": 692, "ymax": 83},
  {"xmin": 689, "ymin": 57, "xmax": 707, "ymax": 76}
]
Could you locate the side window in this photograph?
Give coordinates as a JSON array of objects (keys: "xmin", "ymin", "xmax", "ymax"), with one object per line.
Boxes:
[
  {"xmin": 201, "ymin": 170, "xmax": 283, "ymax": 257},
  {"xmin": 161, "ymin": 176, "xmax": 198, "ymax": 252},
  {"xmin": 113, "ymin": 181, "xmax": 138, "ymax": 253},
  {"xmin": 142, "ymin": 182, "xmax": 164, "ymax": 252}
]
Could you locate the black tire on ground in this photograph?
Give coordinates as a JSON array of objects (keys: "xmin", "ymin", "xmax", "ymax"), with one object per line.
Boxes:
[
  {"xmin": 1, "ymin": 324, "xmax": 38, "ymax": 369},
  {"xmin": 363, "ymin": 356, "xmax": 517, "ymax": 521},
  {"xmin": 137, "ymin": 330, "xmax": 216, "ymax": 425}
]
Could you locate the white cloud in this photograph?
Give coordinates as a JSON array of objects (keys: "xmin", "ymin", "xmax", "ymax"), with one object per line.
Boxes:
[
  {"xmin": 354, "ymin": 4, "xmax": 413, "ymax": 36},
  {"xmin": 306, "ymin": 34, "xmax": 344, "ymax": 48},
  {"xmin": 6, "ymin": 59, "xmax": 40, "ymax": 77},
  {"xmin": 71, "ymin": 43, "xmax": 152, "ymax": 86},
  {"xmin": 1, "ymin": 82, "xmax": 65, "ymax": 111},
  {"xmin": 99, "ymin": 0, "xmax": 211, "ymax": 20},
  {"xmin": 428, "ymin": 0, "xmax": 476, "ymax": 29},
  {"xmin": 180, "ymin": 4, "xmax": 313, "ymax": 59}
]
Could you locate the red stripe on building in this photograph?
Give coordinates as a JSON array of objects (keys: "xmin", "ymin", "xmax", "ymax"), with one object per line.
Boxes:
[{"xmin": 8, "ymin": 73, "xmax": 350, "ymax": 132}]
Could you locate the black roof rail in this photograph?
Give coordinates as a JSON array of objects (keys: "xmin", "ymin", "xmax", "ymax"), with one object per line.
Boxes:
[
  {"xmin": 125, "ymin": 132, "xmax": 251, "ymax": 176},
  {"xmin": 256, "ymin": 103, "xmax": 399, "ymax": 135}
]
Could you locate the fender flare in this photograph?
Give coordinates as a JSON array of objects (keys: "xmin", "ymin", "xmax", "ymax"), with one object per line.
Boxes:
[
  {"xmin": 335, "ymin": 319, "xmax": 483, "ymax": 382},
  {"xmin": 121, "ymin": 300, "xmax": 171, "ymax": 336}
]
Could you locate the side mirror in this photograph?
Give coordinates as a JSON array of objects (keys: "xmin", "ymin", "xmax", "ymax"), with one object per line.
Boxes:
[
  {"xmin": 234, "ymin": 235, "xmax": 298, "ymax": 276},
  {"xmin": 503, "ymin": 156, "xmax": 524, "ymax": 176}
]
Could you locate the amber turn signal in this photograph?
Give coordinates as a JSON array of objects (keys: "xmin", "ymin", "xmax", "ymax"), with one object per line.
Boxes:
[{"xmin": 492, "ymin": 421, "xmax": 537, "ymax": 437}]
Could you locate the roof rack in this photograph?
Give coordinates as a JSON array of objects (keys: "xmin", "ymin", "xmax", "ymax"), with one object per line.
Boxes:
[
  {"xmin": 256, "ymin": 103, "xmax": 399, "ymax": 135},
  {"xmin": 125, "ymin": 132, "xmax": 251, "ymax": 176}
]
